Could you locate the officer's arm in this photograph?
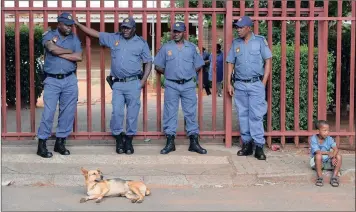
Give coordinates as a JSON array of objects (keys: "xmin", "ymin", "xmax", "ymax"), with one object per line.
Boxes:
[
  {"xmin": 58, "ymin": 52, "xmax": 82, "ymax": 62},
  {"xmin": 140, "ymin": 42, "xmax": 153, "ymax": 85},
  {"xmin": 44, "ymin": 40, "xmax": 73, "ymax": 55},
  {"xmin": 75, "ymin": 21, "xmax": 99, "ymax": 38},
  {"xmin": 226, "ymin": 45, "xmax": 236, "ymax": 85},
  {"xmin": 153, "ymin": 46, "xmax": 166, "ymax": 74},
  {"xmin": 260, "ymin": 38, "xmax": 273, "ymax": 85}
]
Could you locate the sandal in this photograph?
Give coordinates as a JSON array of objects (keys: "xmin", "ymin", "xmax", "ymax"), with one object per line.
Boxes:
[
  {"xmin": 330, "ymin": 177, "xmax": 340, "ymax": 187},
  {"xmin": 315, "ymin": 177, "xmax": 323, "ymax": 186}
]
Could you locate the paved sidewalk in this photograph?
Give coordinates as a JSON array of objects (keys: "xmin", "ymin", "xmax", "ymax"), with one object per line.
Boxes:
[{"xmin": 2, "ymin": 144, "xmax": 355, "ymax": 188}]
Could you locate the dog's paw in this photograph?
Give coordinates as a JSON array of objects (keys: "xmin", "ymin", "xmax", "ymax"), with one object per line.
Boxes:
[
  {"xmin": 95, "ymin": 199, "xmax": 102, "ymax": 204},
  {"xmin": 136, "ymin": 199, "xmax": 143, "ymax": 203},
  {"xmin": 131, "ymin": 199, "xmax": 137, "ymax": 203},
  {"xmin": 79, "ymin": 198, "xmax": 87, "ymax": 203}
]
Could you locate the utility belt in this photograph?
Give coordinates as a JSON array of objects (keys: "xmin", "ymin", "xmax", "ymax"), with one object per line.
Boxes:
[
  {"xmin": 235, "ymin": 76, "xmax": 262, "ymax": 83},
  {"xmin": 113, "ymin": 75, "xmax": 140, "ymax": 83},
  {"xmin": 167, "ymin": 78, "xmax": 192, "ymax": 84},
  {"xmin": 45, "ymin": 71, "xmax": 74, "ymax": 79}
]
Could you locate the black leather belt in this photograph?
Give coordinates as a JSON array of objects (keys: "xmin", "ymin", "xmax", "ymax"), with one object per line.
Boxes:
[
  {"xmin": 167, "ymin": 78, "xmax": 192, "ymax": 84},
  {"xmin": 236, "ymin": 76, "xmax": 262, "ymax": 83},
  {"xmin": 113, "ymin": 75, "xmax": 140, "ymax": 83},
  {"xmin": 45, "ymin": 72, "xmax": 73, "ymax": 79}
]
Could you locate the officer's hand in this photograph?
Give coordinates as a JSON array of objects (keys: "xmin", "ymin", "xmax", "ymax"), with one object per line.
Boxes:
[
  {"xmin": 140, "ymin": 80, "xmax": 145, "ymax": 89},
  {"xmin": 228, "ymin": 84, "xmax": 234, "ymax": 96},
  {"xmin": 74, "ymin": 18, "xmax": 79, "ymax": 25}
]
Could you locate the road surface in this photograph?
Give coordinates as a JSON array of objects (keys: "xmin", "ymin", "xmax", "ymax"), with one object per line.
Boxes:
[{"xmin": 2, "ymin": 184, "xmax": 355, "ymax": 211}]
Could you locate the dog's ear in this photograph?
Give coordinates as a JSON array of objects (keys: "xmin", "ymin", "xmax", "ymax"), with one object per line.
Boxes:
[{"xmin": 81, "ymin": 167, "xmax": 88, "ymax": 175}]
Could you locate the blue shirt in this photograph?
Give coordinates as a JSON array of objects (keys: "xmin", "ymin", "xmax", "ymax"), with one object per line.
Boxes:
[
  {"xmin": 209, "ymin": 51, "xmax": 224, "ymax": 82},
  {"xmin": 42, "ymin": 29, "xmax": 82, "ymax": 74},
  {"xmin": 226, "ymin": 33, "xmax": 272, "ymax": 80},
  {"xmin": 99, "ymin": 33, "xmax": 152, "ymax": 79},
  {"xmin": 153, "ymin": 40, "xmax": 205, "ymax": 80},
  {"xmin": 310, "ymin": 135, "xmax": 336, "ymax": 156}
]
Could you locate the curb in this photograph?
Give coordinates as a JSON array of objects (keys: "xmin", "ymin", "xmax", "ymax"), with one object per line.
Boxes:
[{"xmin": 2, "ymin": 170, "xmax": 354, "ymax": 189}]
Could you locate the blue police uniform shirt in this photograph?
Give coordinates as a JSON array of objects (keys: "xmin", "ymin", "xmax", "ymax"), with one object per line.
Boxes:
[
  {"xmin": 226, "ymin": 33, "xmax": 272, "ymax": 80},
  {"xmin": 153, "ymin": 40, "xmax": 205, "ymax": 80},
  {"xmin": 310, "ymin": 135, "xmax": 336, "ymax": 157},
  {"xmin": 99, "ymin": 32, "xmax": 152, "ymax": 79},
  {"xmin": 42, "ymin": 29, "xmax": 82, "ymax": 74}
]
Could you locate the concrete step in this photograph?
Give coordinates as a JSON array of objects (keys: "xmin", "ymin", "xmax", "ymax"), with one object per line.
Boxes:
[{"xmin": 2, "ymin": 146, "xmax": 355, "ymax": 189}]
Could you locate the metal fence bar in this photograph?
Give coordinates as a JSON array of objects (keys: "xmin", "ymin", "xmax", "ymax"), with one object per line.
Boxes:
[
  {"xmin": 100, "ymin": 0, "xmax": 106, "ymax": 133},
  {"xmin": 86, "ymin": 0, "xmax": 92, "ymax": 134},
  {"xmin": 307, "ymin": 0, "xmax": 315, "ymax": 139},
  {"xmin": 349, "ymin": 0, "xmax": 356, "ymax": 147},
  {"xmin": 335, "ymin": 0, "xmax": 343, "ymax": 146},
  {"xmin": 294, "ymin": 0, "xmax": 301, "ymax": 147},
  {"xmin": 142, "ymin": 0, "xmax": 148, "ymax": 137},
  {"xmin": 211, "ymin": 0, "xmax": 217, "ymax": 136},
  {"xmin": 15, "ymin": 0, "xmax": 21, "ymax": 133},
  {"xmin": 280, "ymin": 0, "xmax": 287, "ymax": 147},
  {"xmin": 1, "ymin": 0, "xmax": 6, "ymax": 134},
  {"xmin": 155, "ymin": 0, "xmax": 162, "ymax": 137},
  {"xmin": 266, "ymin": 0, "xmax": 273, "ymax": 148},
  {"xmin": 224, "ymin": 0, "xmax": 233, "ymax": 148},
  {"xmin": 198, "ymin": 0, "xmax": 204, "ymax": 131}
]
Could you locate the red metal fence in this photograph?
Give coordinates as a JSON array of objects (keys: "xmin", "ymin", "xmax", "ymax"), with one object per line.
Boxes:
[{"xmin": 1, "ymin": 0, "xmax": 355, "ymax": 149}]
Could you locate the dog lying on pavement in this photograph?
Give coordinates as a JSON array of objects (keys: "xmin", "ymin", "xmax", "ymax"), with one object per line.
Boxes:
[{"xmin": 80, "ymin": 167, "xmax": 151, "ymax": 203}]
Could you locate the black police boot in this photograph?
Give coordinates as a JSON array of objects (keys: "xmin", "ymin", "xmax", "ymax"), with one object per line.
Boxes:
[
  {"xmin": 160, "ymin": 135, "xmax": 176, "ymax": 154},
  {"xmin": 114, "ymin": 133, "xmax": 125, "ymax": 154},
  {"xmin": 254, "ymin": 145, "xmax": 266, "ymax": 160},
  {"xmin": 54, "ymin": 137, "xmax": 70, "ymax": 155},
  {"xmin": 237, "ymin": 141, "xmax": 253, "ymax": 156},
  {"xmin": 188, "ymin": 134, "xmax": 207, "ymax": 154},
  {"xmin": 125, "ymin": 135, "xmax": 134, "ymax": 155},
  {"xmin": 37, "ymin": 139, "xmax": 53, "ymax": 158}
]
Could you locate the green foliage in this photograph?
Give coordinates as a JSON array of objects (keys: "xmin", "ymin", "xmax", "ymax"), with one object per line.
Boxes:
[
  {"xmin": 266, "ymin": 44, "xmax": 335, "ymax": 131},
  {"xmin": 5, "ymin": 24, "xmax": 45, "ymax": 107}
]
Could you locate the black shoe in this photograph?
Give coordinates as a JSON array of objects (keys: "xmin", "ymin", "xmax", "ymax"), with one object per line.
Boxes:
[
  {"xmin": 114, "ymin": 133, "xmax": 125, "ymax": 154},
  {"xmin": 188, "ymin": 134, "xmax": 207, "ymax": 154},
  {"xmin": 237, "ymin": 142, "xmax": 253, "ymax": 156},
  {"xmin": 54, "ymin": 137, "xmax": 70, "ymax": 155},
  {"xmin": 125, "ymin": 135, "xmax": 134, "ymax": 155},
  {"xmin": 160, "ymin": 135, "xmax": 176, "ymax": 154},
  {"xmin": 37, "ymin": 139, "xmax": 53, "ymax": 158},
  {"xmin": 254, "ymin": 145, "xmax": 266, "ymax": 160}
]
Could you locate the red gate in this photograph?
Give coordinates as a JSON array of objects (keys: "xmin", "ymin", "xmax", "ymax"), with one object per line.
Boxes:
[{"xmin": 1, "ymin": 0, "xmax": 355, "ymax": 149}]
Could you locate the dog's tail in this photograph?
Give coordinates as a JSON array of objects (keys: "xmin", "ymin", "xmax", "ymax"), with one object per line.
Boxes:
[{"xmin": 145, "ymin": 188, "xmax": 151, "ymax": 196}]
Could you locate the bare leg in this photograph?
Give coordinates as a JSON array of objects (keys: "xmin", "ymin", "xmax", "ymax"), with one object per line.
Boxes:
[
  {"xmin": 314, "ymin": 154, "xmax": 323, "ymax": 178},
  {"xmin": 80, "ymin": 195, "xmax": 101, "ymax": 203},
  {"xmin": 333, "ymin": 154, "xmax": 342, "ymax": 177}
]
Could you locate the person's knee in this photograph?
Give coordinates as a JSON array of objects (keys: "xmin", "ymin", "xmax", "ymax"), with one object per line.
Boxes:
[{"xmin": 315, "ymin": 153, "xmax": 322, "ymax": 161}]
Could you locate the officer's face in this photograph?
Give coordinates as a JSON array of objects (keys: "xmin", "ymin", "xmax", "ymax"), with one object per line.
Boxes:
[
  {"xmin": 173, "ymin": 30, "xmax": 184, "ymax": 42},
  {"xmin": 58, "ymin": 22, "xmax": 73, "ymax": 36},
  {"xmin": 121, "ymin": 26, "xmax": 135, "ymax": 39},
  {"xmin": 236, "ymin": 26, "xmax": 250, "ymax": 38}
]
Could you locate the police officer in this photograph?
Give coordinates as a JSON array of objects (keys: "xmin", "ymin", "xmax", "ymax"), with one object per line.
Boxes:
[
  {"xmin": 74, "ymin": 17, "xmax": 152, "ymax": 155},
  {"xmin": 37, "ymin": 12, "xmax": 83, "ymax": 158},
  {"xmin": 226, "ymin": 16, "xmax": 272, "ymax": 160},
  {"xmin": 154, "ymin": 22, "xmax": 207, "ymax": 155}
]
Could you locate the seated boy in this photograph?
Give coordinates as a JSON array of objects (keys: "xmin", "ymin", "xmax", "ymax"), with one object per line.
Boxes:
[{"xmin": 310, "ymin": 120, "xmax": 342, "ymax": 187}]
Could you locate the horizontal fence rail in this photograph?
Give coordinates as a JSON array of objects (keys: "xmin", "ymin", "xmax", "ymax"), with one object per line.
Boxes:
[{"xmin": 1, "ymin": 0, "xmax": 355, "ymax": 149}]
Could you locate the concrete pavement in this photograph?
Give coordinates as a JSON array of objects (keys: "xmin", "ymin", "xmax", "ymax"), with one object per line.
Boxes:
[
  {"xmin": 2, "ymin": 185, "xmax": 355, "ymax": 211},
  {"xmin": 2, "ymin": 145, "xmax": 355, "ymax": 188}
]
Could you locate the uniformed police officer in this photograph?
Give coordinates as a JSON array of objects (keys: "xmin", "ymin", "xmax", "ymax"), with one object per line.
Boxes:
[
  {"xmin": 37, "ymin": 12, "xmax": 83, "ymax": 158},
  {"xmin": 226, "ymin": 16, "xmax": 272, "ymax": 160},
  {"xmin": 74, "ymin": 17, "xmax": 152, "ymax": 155},
  {"xmin": 154, "ymin": 22, "xmax": 207, "ymax": 155}
]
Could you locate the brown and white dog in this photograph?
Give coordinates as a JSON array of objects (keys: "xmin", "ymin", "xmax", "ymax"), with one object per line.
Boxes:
[{"xmin": 80, "ymin": 167, "xmax": 151, "ymax": 203}]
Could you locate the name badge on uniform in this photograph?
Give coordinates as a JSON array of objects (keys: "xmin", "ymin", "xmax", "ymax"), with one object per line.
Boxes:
[
  {"xmin": 115, "ymin": 40, "xmax": 119, "ymax": 46},
  {"xmin": 167, "ymin": 50, "xmax": 172, "ymax": 56},
  {"xmin": 236, "ymin": 47, "xmax": 240, "ymax": 53}
]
